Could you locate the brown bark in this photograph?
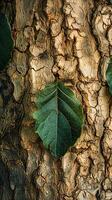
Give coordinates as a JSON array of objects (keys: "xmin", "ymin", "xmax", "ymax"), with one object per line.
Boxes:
[{"xmin": 0, "ymin": 0, "xmax": 112, "ymax": 199}]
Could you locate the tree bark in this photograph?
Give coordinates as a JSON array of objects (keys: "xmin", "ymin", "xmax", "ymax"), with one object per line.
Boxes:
[{"xmin": 0, "ymin": 0, "xmax": 112, "ymax": 200}]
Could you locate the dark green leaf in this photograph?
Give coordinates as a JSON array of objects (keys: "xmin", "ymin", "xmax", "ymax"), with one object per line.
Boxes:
[
  {"xmin": 33, "ymin": 81, "xmax": 84, "ymax": 158},
  {"xmin": 0, "ymin": 13, "xmax": 13, "ymax": 70},
  {"xmin": 106, "ymin": 57, "xmax": 112, "ymax": 95}
]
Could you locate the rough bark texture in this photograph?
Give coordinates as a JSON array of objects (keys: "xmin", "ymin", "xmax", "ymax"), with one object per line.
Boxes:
[{"xmin": 0, "ymin": 0, "xmax": 112, "ymax": 200}]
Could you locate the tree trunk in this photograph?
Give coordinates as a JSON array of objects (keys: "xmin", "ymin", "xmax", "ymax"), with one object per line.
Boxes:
[{"xmin": 0, "ymin": 0, "xmax": 112, "ymax": 199}]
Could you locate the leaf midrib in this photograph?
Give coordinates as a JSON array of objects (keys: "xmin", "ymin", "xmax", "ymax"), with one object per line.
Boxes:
[{"xmin": 55, "ymin": 83, "xmax": 58, "ymax": 157}]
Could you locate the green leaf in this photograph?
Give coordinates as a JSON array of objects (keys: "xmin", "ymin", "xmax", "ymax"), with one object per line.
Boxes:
[
  {"xmin": 106, "ymin": 57, "xmax": 112, "ymax": 95},
  {"xmin": 33, "ymin": 81, "xmax": 84, "ymax": 158},
  {"xmin": 0, "ymin": 13, "xmax": 13, "ymax": 70}
]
